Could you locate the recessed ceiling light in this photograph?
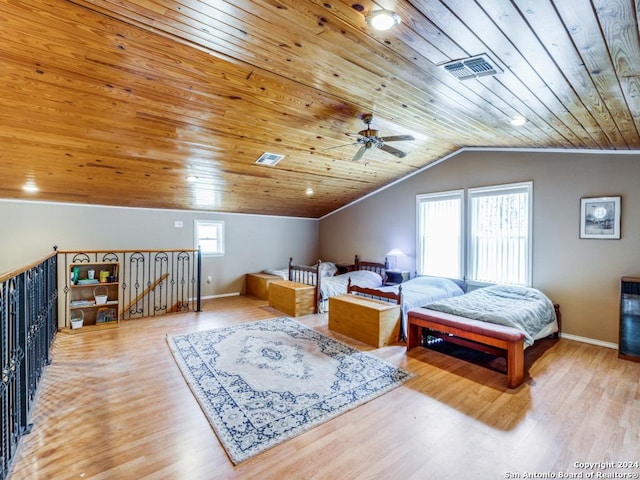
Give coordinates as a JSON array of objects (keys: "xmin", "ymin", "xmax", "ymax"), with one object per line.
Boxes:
[
  {"xmin": 366, "ymin": 10, "xmax": 401, "ymax": 31},
  {"xmin": 511, "ymin": 115, "xmax": 527, "ymax": 126},
  {"xmin": 305, "ymin": 187, "xmax": 314, "ymax": 196},
  {"xmin": 23, "ymin": 182, "xmax": 38, "ymax": 193},
  {"xmin": 186, "ymin": 176, "xmax": 198, "ymax": 182}
]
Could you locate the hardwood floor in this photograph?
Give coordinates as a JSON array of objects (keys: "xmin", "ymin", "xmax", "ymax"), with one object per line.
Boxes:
[{"xmin": 9, "ymin": 295, "xmax": 640, "ymax": 479}]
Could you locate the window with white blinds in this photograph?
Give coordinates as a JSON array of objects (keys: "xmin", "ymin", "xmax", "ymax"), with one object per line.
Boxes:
[
  {"xmin": 468, "ymin": 182, "xmax": 532, "ymax": 286},
  {"xmin": 416, "ymin": 182, "xmax": 532, "ymax": 286},
  {"xmin": 416, "ymin": 190, "xmax": 463, "ymax": 278}
]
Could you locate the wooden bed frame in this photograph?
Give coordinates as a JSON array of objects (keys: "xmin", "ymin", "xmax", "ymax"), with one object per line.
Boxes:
[
  {"xmin": 354, "ymin": 255, "xmax": 389, "ymax": 280},
  {"xmin": 406, "ymin": 304, "xmax": 561, "ymax": 389},
  {"xmin": 287, "ymin": 255, "xmax": 388, "ymax": 312},
  {"xmin": 346, "ymin": 280, "xmax": 403, "ymax": 343},
  {"xmin": 347, "ymin": 280, "xmax": 402, "ymax": 306},
  {"xmin": 287, "ymin": 257, "xmax": 320, "ymax": 283}
]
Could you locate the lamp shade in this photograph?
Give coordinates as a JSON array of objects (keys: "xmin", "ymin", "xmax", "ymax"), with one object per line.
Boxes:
[{"xmin": 385, "ymin": 248, "xmax": 404, "ymax": 271}]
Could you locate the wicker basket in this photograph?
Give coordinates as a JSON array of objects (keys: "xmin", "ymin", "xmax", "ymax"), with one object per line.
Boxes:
[
  {"xmin": 70, "ymin": 310, "xmax": 84, "ymax": 329},
  {"xmin": 94, "ymin": 286, "xmax": 108, "ymax": 305}
]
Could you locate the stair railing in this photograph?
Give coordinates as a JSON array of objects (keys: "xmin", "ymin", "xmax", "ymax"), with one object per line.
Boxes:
[
  {"xmin": 58, "ymin": 249, "xmax": 202, "ymax": 325},
  {"xmin": 0, "ymin": 250, "xmax": 58, "ymax": 480}
]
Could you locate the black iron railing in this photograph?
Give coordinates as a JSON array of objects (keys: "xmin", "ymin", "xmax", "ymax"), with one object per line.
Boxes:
[
  {"xmin": 0, "ymin": 251, "xmax": 58, "ymax": 480},
  {"xmin": 59, "ymin": 249, "xmax": 201, "ymax": 326},
  {"xmin": 0, "ymin": 248, "xmax": 200, "ymax": 479}
]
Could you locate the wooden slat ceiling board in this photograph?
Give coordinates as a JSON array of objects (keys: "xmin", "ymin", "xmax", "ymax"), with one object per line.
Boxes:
[{"xmin": 1, "ymin": 0, "xmax": 639, "ymax": 218}]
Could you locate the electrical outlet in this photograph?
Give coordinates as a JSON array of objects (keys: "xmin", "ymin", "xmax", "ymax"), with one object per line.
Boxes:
[
  {"xmin": 207, "ymin": 275, "xmax": 212, "ymax": 284},
  {"xmin": 174, "ymin": 220, "xmax": 183, "ymax": 228}
]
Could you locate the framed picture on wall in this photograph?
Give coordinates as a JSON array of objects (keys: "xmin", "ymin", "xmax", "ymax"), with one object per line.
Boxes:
[{"xmin": 580, "ymin": 196, "xmax": 621, "ymax": 239}]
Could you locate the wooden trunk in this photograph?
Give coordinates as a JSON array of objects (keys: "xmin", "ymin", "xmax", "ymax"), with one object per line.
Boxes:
[
  {"xmin": 268, "ymin": 280, "xmax": 315, "ymax": 317},
  {"xmin": 246, "ymin": 272, "xmax": 282, "ymax": 300},
  {"xmin": 328, "ymin": 294, "xmax": 401, "ymax": 348}
]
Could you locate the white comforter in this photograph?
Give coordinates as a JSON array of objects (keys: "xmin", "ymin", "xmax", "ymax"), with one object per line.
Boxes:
[
  {"xmin": 426, "ymin": 284, "xmax": 558, "ymax": 347},
  {"xmin": 319, "ymin": 270, "xmax": 383, "ymax": 311},
  {"xmin": 377, "ymin": 276, "xmax": 465, "ymax": 339}
]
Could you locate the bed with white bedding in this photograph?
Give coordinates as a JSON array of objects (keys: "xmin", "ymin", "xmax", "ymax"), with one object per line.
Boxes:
[
  {"xmin": 319, "ymin": 269, "xmax": 384, "ymax": 312},
  {"xmin": 349, "ymin": 275, "xmax": 466, "ymax": 339},
  {"xmin": 406, "ymin": 284, "xmax": 560, "ymax": 387},
  {"xmin": 288, "ymin": 256, "xmax": 387, "ymax": 312},
  {"xmin": 424, "ymin": 284, "xmax": 559, "ymax": 347}
]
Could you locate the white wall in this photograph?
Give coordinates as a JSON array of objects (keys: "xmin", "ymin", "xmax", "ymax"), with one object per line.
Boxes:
[
  {"xmin": 0, "ymin": 201, "xmax": 319, "ymax": 296},
  {"xmin": 320, "ymin": 149, "xmax": 640, "ymax": 345}
]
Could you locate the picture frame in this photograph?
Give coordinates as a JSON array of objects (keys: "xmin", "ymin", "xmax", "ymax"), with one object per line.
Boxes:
[{"xmin": 580, "ymin": 196, "xmax": 621, "ymax": 239}]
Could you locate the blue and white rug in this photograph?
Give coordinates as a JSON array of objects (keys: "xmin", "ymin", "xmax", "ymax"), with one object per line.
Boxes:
[{"xmin": 167, "ymin": 317, "xmax": 413, "ymax": 464}]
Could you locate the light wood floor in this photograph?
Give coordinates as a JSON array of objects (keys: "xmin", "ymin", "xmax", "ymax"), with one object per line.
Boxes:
[{"xmin": 9, "ymin": 295, "xmax": 640, "ymax": 479}]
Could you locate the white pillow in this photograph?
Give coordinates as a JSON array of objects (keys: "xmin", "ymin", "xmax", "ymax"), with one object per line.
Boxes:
[{"xmin": 319, "ymin": 262, "xmax": 338, "ymax": 277}]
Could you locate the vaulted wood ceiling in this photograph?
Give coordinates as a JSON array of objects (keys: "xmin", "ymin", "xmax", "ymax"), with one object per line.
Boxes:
[{"xmin": 1, "ymin": 0, "xmax": 639, "ymax": 218}]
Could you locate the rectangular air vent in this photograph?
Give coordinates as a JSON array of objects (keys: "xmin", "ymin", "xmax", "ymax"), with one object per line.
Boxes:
[
  {"xmin": 441, "ymin": 54, "xmax": 503, "ymax": 81},
  {"xmin": 255, "ymin": 152, "xmax": 285, "ymax": 166}
]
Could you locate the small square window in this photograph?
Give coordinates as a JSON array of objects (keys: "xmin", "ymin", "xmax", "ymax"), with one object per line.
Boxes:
[{"xmin": 195, "ymin": 220, "xmax": 225, "ymax": 256}]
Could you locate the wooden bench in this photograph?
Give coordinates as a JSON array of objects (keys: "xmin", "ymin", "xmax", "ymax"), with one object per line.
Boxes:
[
  {"xmin": 268, "ymin": 280, "xmax": 316, "ymax": 317},
  {"xmin": 406, "ymin": 307, "xmax": 526, "ymax": 388}
]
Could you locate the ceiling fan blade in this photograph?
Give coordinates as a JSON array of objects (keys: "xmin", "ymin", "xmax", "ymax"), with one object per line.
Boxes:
[
  {"xmin": 321, "ymin": 142, "xmax": 358, "ymax": 151},
  {"xmin": 379, "ymin": 144, "xmax": 408, "ymax": 158},
  {"xmin": 352, "ymin": 145, "xmax": 367, "ymax": 161},
  {"xmin": 380, "ymin": 135, "xmax": 415, "ymax": 142}
]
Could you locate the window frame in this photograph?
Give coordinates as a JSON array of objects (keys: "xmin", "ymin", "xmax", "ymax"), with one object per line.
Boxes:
[
  {"xmin": 415, "ymin": 189, "xmax": 464, "ymax": 279},
  {"xmin": 416, "ymin": 181, "xmax": 533, "ymax": 287},
  {"xmin": 466, "ymin": 181, "xmax": 532, "ymax": 287},
  {"xmin": 194, "ymin": 219, "xmax": 225, "ymax": 257}
]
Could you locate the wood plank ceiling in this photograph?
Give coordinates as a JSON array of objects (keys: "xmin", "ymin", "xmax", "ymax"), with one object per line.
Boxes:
[{"xmin": 1, "ymin": 0, "xmax": 639, "ymax": 218}]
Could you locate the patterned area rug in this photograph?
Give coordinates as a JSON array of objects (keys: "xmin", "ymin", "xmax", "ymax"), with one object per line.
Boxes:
[{"xmin": 167, "ymin": 317, "xmax": 413, "ymax": 464}]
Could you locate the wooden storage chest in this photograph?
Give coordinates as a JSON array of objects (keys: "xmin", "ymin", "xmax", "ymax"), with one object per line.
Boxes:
[
  {"xmin": 246, "ymin": 272, "xmax": 282, "ymax": 300},
  {"xmin": 268, "ymin": 280, "xmax": 316, "ymax": 317},
  {"xmin": 328, "ymin": 294, "xmax": 401, "ymax": 347}
]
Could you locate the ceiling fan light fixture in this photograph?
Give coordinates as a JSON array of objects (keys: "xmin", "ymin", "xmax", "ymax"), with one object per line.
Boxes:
[{"xmin": 366, "ymin": 10, "xmax": 400, "ymax": 31}]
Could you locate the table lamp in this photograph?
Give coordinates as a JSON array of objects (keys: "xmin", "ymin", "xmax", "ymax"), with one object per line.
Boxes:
[{"xmin": 385, "ymin": 248, "xmax": 405, "ymax": 271}]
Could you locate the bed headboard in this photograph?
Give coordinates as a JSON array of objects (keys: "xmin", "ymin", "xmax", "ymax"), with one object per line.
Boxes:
[
  {"xmin": 347, "ymin": 279, "xmax": 402, "ymax": 305},
  {"xmin": 288, "ymin": 257, "xmax": 321, "ymax": 313},
  {"xmin": 288, "ymin": 257, "xmax": 319, "ymax": 284},
  {"xmin": 354, "ymin": 254, "xmax": 388, "ymax": 280}
]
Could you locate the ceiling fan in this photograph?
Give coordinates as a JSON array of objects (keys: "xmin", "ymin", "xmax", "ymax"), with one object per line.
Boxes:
[{"xmin": 331, "ymin": 114, "xmax": 415, "ymax": 161}]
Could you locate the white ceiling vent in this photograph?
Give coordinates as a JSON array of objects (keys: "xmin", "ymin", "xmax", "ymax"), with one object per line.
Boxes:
[
  {"xmin": 255, "ymin": 152, "xmax": 285, "ymax": 166},
  {"xmin": 441, "ymin": 54, "xmax": 503, "ymax": 81}
]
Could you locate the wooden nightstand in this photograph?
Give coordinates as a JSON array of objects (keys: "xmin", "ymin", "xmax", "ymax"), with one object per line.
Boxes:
[{"xmin": 385, "ymin": 270, "xmax": 410, "ymax": 285}]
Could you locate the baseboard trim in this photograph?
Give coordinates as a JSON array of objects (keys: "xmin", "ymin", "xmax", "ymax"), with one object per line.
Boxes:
[
  {"xmin": 559, "ymin": 332, "xmax": 617, "ymax": 350},
  {"xmin": 201, "ymin": 292, "xmax": 241, "ymax": 300}
]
